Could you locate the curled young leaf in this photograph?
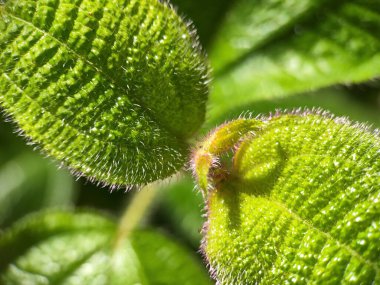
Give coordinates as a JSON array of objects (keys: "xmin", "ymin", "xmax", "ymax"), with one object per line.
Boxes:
[
  {"xmin": 0, "ymin": 0, "xmax": 209, "ymax": 186},
  {"xmin": 193, "ymin": 110, "xmax": 380, "ymax": 284}
]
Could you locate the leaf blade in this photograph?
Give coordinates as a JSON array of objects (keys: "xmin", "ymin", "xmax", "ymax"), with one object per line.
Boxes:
[
  {"xmin": 194, "ymin": 111, "xmax": 380, "ymax": 284},
  {"xmin": 0, "ymin": 210, "xmax": 212, "ymax": 285},
  {"xmin": 208, "ymin": 0, "xmax": 380, "ymax": 120},
  {"xmin": 0, "ymin": 0, "xmax": 209, "ymax": 186}
]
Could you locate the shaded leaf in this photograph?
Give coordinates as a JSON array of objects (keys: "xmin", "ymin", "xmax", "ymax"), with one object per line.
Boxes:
[
  {"xmin": 207, "ymin": 88, "xmax": 380, "ymax": 129},
  {"xmin": 169, "ymin": 0, "xmax": 237, "ymax": 47},
  {"xmin": 0, "ymin": 0, "xmax": 209, "ymax": 186},
  {"xmin": 209, "ymin": 0, "xmax": 380, "ymax": 120},
  {"xmin": 0, "ymin": 153, "xmax": 76, "ymax": 227},
  {"xmin": 193, "ymin": 111, "xmax": 380, "ymax": 284},
  {"xmin": 156, "ymin": 174, "xmax": 205, "ymax": 247},
  {"xmin": 0, "ymin": 210, "xmax": 211, "ymax": 285},
  {"xmin": 0, "ymin": 119, "xmax": 76, "ymax": 227}
]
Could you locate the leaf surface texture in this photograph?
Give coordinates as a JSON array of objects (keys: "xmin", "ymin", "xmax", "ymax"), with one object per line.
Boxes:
[
  {"xmin": 0, "ymin": 0, "xmax": 209, "ymax": 185},
  {"xmin": 193, "ymin": 111, "xmax": 380, "ymax": 284}
]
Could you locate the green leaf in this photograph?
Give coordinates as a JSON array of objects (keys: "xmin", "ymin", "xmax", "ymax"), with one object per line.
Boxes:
[
  {"xmin": 0, "ymin": 0, "xmax": 209, "ymax": 186},
  {"xmin": 0, "ymin": 119, "xmax": 76, "ymax": 227},
  {"xmin": 193, "ymin": 111, "xmax": 380, "ymax": 284},
  {"xmin": 0, "ymin": 152, "xmax": 76, "ymax": 227},
  {"xmin": 209, "ymin": 0, "xmax": 380, "ymax": 120},
  {"xmin": 207, "ymin": 88, "xmax": 380, "ymax": 129},
  {"xmin": 0, "ymin": 210, "xmax": 211, "ymax": 285}
]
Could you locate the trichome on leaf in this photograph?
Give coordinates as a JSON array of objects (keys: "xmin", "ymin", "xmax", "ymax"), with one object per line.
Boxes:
[
  {"xmin": 0, "ymin": 0, "xmax": 209, "ymax": 187},
  {"xmin": 193, "ymin": 110, "xmax": 380, "ymax": 284}
]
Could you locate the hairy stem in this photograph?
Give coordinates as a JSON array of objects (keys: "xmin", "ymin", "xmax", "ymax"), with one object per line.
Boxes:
[{"xmin": 114, "ymin": 182, "xmax": 160, "ymax": 249}]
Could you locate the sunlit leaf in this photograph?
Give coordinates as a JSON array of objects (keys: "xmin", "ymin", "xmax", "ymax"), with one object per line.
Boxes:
[
  {"xmin": 193, "ymin": 111, "xmax": 380, "ymax": 284},
  {"xmin": 0, "ymin": 0, "xmax": 209, "ymax": 186}
]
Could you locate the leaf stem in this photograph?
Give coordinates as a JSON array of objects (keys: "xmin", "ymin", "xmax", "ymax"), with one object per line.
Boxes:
[{"xmin": 114, "ymin": 182, "xmax": 160, "ymax": 249}]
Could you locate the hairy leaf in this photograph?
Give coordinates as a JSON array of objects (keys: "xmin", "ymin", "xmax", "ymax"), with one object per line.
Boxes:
[
  {"xmin": 193, "ymin": 111, "xmax": 380, "ymax": 284},
  {"xmin": 0, "ymin": 0, "xmax": 209, "ymax": 186},
  {"xmin": 209, "ymin": 0, "xmax": 380, "ymax": 120},
  {"xmin": 0, "ymin": 210, "xmax": 211, "ymax": 285}
]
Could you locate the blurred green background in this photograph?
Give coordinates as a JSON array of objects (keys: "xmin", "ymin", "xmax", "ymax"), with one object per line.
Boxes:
[{"xmin": 0, "ymin": 0, "xmax": 379, "ymax": 277}]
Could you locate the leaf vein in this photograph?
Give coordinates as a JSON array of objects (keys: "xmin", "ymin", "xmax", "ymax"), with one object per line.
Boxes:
[
  {"xmin": 272, "ymin": 199, "xmax": 380, "ymax": 276},
  {"xmin": 5, "ymin": 11, "xmax": 180, "ymax": 143}
]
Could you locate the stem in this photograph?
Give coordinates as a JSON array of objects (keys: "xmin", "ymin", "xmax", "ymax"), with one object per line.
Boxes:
[{"xmin": 114, "ymin": 181, "xmax": 160, "ymax": 249}]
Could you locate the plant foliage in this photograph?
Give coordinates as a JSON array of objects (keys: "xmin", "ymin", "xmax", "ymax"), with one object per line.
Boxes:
[
  {"xmin": 0, "ymin": 210, "xmax": 211, "ymax": 284},
  {"xmin": 1, "ymin": 0, "xmax": 380, "ymax": 284},
  {"xmin": 209, "ymin": 0, "xmax": 380, "ymax": 120},
  {"xmin": 0, "ymin": 0, "xmax": 209, "ymax": 186},
  {"xmin": 193, "ymin": 111, "xmax": 380, "ymax": 284}
]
